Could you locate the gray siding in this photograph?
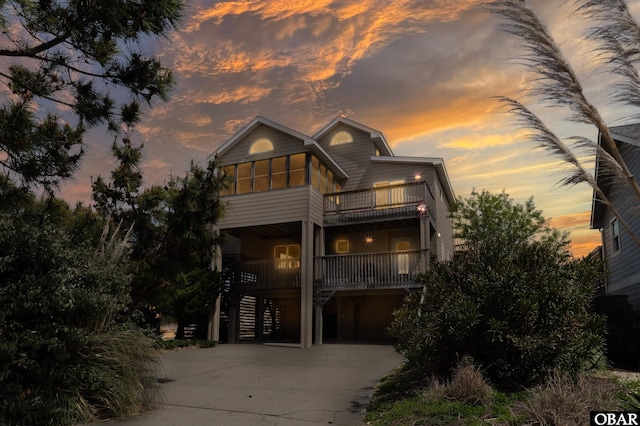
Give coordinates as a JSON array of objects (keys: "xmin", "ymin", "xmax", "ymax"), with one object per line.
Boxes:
[
  {"xmin": 218, "ymin": 186, "xmax": 310, "ymax": 229},
  {"xmin": 316, "ymin": 123, "xmax": 377, "ymax": 191},
  {"xmin": 359, "ymin": 162, "xmax": 435, "ymax": 188},
  {"xmin": 239, "ymin": 232, "xmax": 301, "ymax": 261},
  {"xmin": 324, "ymin": 227, "xmax": 421, "ymax": 256},
  {"xmin": 433, "ymin": 175, "xmax": 454, "ymax": 260},
  {"xmin": 309, "ymin": 186, "xmax": 324, "ymax": 225},
  {"xmin": 602, "ymin": 142, "xmax": 640, "ymax": 308},
  {"xmin": 219, "ymin": 124, "xmax": 308, "ymax": 166}
]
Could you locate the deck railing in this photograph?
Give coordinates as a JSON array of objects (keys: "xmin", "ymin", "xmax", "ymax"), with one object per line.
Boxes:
[
  {"xmin": 226, "ymin": 259, "xmax": 301, "ymax": 291},
  {"xmin": 323, "ymin": 181, "xmax": 433, "ymax": 223},
  {"xmin": 314, "ymin": 250, "xmax": 429, "ymax": 290}
]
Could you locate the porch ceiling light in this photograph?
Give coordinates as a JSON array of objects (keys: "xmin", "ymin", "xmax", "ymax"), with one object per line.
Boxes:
[
  {"xmin": 412, "ymin": 169, "xmax": 424, "ymax": 182},
  {"xmin": 363, "ymin": 234, "xmax": 374, "ymax": 245}
]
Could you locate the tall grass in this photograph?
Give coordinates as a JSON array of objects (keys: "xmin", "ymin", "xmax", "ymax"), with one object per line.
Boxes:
[{"xmin": 512, "ymin": 374, "xmax": 621, "ymax": 426}]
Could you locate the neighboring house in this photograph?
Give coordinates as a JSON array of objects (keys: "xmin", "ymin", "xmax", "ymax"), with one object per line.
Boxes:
[
  {"xmin": 208, "ymin": 116, "xmax": 455, "ymax": 348},
  {"xmin": 591, "ymin": 123, "xmax": 640, "ymax": 309}
]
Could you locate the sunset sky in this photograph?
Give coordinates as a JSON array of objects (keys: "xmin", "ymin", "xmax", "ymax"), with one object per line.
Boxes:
[{"xmin": 60, "ymin": 0, "xmax": 640, "ymax": 257}]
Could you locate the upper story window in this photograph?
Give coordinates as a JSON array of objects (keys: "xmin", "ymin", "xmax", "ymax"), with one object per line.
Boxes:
[
  {"xmin": 271, "ymin": 156, "xmax": 287, "ymax": 190},
  {"xmin": 249, "ymin": 138, "xmax": 274, "ymax": 155},
  {"xmin": 219, "ymin": 153, "xmax": 342, "ymax": 196},
  {"xmin": 219, "ymin": 165, "xmax": 235, "ymax": 196},
  {"xmin": 236, "ymin": 162, "xmax": 252, "ymax": 194},
  {"xmin": 330, "ymin": 131, "xmax": 353, "ymax": 146},
  {"xmin": 254, "ymin": 159, "xmax": 269, "ymax": 192},
  {"xmin": 289, "ymin": 153, "xmax": 306, "ymax": 187},
  {"xmin": 311, "ymin": 155, "xmax": 338, "ymax": 194},
  {"xmin": 610, "ymin": 218, "xmax": 621, "ymax": 254}
]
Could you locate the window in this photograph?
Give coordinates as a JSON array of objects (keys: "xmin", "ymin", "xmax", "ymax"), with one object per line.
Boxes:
[
  {"xmin": 271, "ymin": 156, "xmax": 287, "ymax": 190},
  {"xmin": 221, "ymin": 153, "xmax": 320, "ymax": 194},
  {"xmin": 274, "ymin": 244, "xmax": 300, "ymax": 269},
  {"xmin": 289, "ymin": 153, "xmax": 306, "ymax": 187},
  {"xmin": 249, "ymin": 138, "xmax": 274, "ymax": 155},
  {"xmin": 253, "ymin": 159, "xmax": 269, "ymax": 192},
  {"xmin": 311, "ymin": 155, "xmax": 320, "ymax": 190},
  {"xmin": 336, "ymin": 239, "xmax": 349, "ymax": 253},
  {"xmin": 396, "ymin": 241, "xmax": 410, "ymax": 275},
  {"xmin": 374, "ymin": 180, "xmax": 405, "ymax": 208},
  {"xmin": 330, "ymin": 130, "xmax": 353, "ymax": 146},
  {"xmin": 236, "ymin": 162, "xmax": 252, "ymax": 194},
  {"xmin": 219, "ymin": 165, "xmax": 235, "ymax": 196},
  {"xmin": 320, "ymin": 164, "xmax": 328, "ymax": 193},
  {"xmin": 611, "ymin": 218, "xmax": 621, "ymax": 253}
]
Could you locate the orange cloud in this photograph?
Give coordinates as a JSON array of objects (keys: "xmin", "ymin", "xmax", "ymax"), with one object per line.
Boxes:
[
  {"xmin": 568, "ymin": 231, "xmax": 602, "ymax": 258},
  {"xmin": 174, "ymin": 0, "xmax": 486, "ymax": 100},
  {"xmin": 549, "ymin": 211, "xmax": 593, "ymax": 230},
  {"xmin": 548, "ymin": 211, "xmax": 600, "ymax": 257},
  {"xmin": 442, "ymin": 130, "xmax": 526, "ymax": 150}
]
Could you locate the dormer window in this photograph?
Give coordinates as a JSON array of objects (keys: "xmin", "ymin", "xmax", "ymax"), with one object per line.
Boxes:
[
  {"xmin": 249, "ymin": 138, "xmax": 274, "ymax": 155},
  {"xmin": 330, "ymin": 131, "xmax": 353, "ymax": 146}
]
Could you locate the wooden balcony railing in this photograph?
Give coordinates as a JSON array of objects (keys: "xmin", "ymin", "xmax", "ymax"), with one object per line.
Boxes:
[
  {"xmin": 225, "ymin": 259, "xmax": 300, "ymax": 291},
  {"xmin": 323, "ymin": 181, "xmax": 433, "ymax": 224},
  {"xmin": 224, "ymin": 250, "xmax": 429, "ymax": 292},
  {"xmin": 314, "ymin": 250, "xmax": 429, "ymax": 290}
]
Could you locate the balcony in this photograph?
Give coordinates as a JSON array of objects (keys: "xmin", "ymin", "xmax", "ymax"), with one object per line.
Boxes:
[
  {"xmin": 314, "ymin": 250, "xmax": 429, "ymax": 291},
  {"xmin": 225, "ymin": 259, "xmax": 300, "ymax": 292},
  {"xmin": 224, "ymin": 250, "xmax": 429, "ymax": 293},
  {"xmin": 323, "ymin": 181, "xmax": 433, "ymax": 225}
]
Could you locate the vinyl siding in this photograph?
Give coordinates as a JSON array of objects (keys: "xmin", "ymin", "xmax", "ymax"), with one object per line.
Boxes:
[
  {"xmin": 238, "ymin": 233, "xmax": 301, "ymax": 261},
  {"xmin": 309, "ymin": 186, "xmax": 324, "ymax": 225},
  {"xmin": 218, "ymin": 185, "xmax": 310, "ymax": 229},
  {"xmin": 602, "ymin": 142, "xmax": 640, "ymax": 308},
  {"xmin": 433, "ymin": 175, "xmax": 454, "ymax": 260},
  {"xmin": 360, "ymin": 163, "xmax": 435, "ymax": 189},
  {"xmin": 219, "ymin": 124, "xmax": 308, "ymax": 166},
  {"xmin": 324, "ymin": 227, "xmax": 421, "ymax": 255},
  {"xmin": 316, "ymin": 124, "xmax": 377, "ymax": 191}
]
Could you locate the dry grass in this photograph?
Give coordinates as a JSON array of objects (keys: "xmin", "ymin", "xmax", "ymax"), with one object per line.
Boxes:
[
  {"xmin": 512, "ymin": 374, "xmax": 622, "ymax": 426},
  {"xmin": 424, "ymin": 357, "xmax": 494, "ymax": 407}
]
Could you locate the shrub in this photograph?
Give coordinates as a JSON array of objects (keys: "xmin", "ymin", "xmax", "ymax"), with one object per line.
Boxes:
[
  {"xmin": 0, "ymin": 205, "xmax": 157, "ymax": 425},
  {"xmin": 390, "ymin": 191, "xmax": 606, "ymax": 386}
]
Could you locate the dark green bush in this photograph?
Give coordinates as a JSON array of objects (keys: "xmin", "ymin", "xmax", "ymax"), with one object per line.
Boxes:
[
  {"xmin": 390, "ymin": 191, "xmax": 606, "ymax": 387},
  {"xmin": 0, "ymin": 202, "xmax": 157, "ymax": 425}
]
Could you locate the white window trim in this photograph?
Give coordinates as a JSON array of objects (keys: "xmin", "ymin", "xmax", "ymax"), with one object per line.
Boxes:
[{"xmin": 610, "ymin": 217, "xmax": 622, "ymax": 256}]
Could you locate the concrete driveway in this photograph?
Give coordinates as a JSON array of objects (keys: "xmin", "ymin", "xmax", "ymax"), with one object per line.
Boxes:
[{"xmin": 102, "ymin": 343, "xmax": 402, "ymax": 425}]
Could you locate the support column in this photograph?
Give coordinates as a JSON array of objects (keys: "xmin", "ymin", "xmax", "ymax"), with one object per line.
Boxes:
[
  {"xmin": 208, "ymin": 295, "xmax": 221, "ymax": 341},
  {"xmin": 208, "ymin": 225, "xmax": 223, "ymax": 342},
  {"xmin": 419, "ymin": 217, "xmax": 431, "ymax": 272},
  {"xmin": 300, "ymin": 220, "xmax": 313, "ymax": 348},
  {"xmin": 313, "ymin": 224, "xmax": 325, "ymax": 345},
  {"xmin": 336, "ymin": 294, "xmax": 343, "ymax": 341},
  {"xmin": 228, "ymin": 294, "xmax": 239, "ymax": 344},
  {"xmin": 255, "ymin": 297, "xmax": 264, "ymax": 341}
]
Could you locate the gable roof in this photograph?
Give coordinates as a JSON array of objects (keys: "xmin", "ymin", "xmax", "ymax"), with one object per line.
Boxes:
[
  {"xmin": 313, "ymin": 116, "xmax": 393, "ymax": 156},
  {"xmin": 590, "ymin": 123, "xmax": 640, "ymax": 229},
  {"xmin": 209, "ymin": 115, "xmax": 348, "ymax": 179},
  {"xmin": 211, "ymin": 115, "xmax": 315, "ymax": 158}
]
